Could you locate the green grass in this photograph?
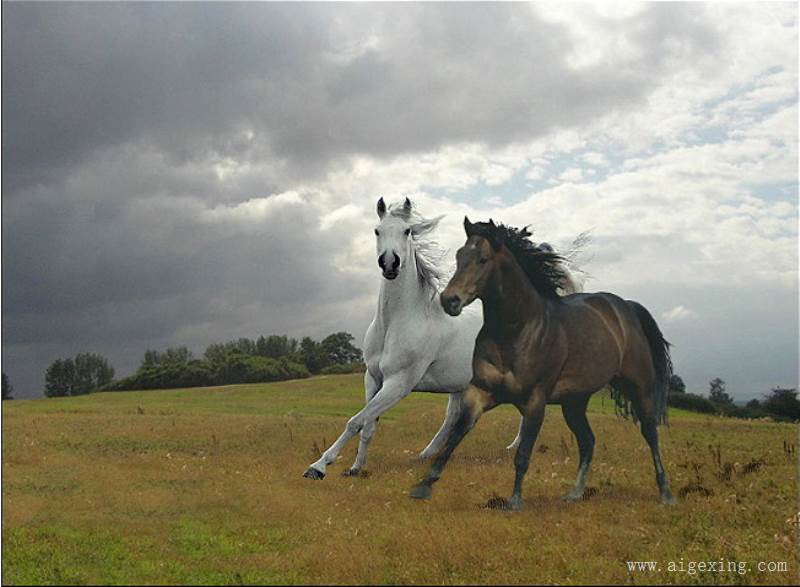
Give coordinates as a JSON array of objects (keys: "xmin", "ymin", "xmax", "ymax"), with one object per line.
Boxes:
[{"xmin": 3, "ymin": 374, "xmax": 798, "ymax": 585}]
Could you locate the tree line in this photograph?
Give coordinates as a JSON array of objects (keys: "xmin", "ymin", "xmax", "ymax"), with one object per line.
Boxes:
[
  {"xmin": 667, "ymin": 375, "xmax": 799, "ymax": 421},
  {"xmin": 9, "ymin": 351, "xmax": 797, "ymax": 420},
  {"xmin": 39, "ymin": 332, "xmax": 364, "ymax": 397}
]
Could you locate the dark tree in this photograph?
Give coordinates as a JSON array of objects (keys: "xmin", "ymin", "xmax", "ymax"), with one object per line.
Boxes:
[
  {"xmin": 709, "ymin": 378, "xmax": 733, "ymax": 405},
  {"xmin": 232, "ymin": 338, "xmax": 256, "ymax": 356},
  {"xmin": 256, "ymin": 335, "xmax": 297, "ymax": 359},
  {"xmin": 45, "ymin": 358, "xmax": 76, "ymax": 397},
  {"xmin": 320, "ymin": 332, "xmax": 362, "ymax": 366},
  {"xmin": 2, "ymin": 372, "xmax": 13, "ymax": 400},
  {"xmin": 204, "ymin": 343, "xmax": 227, "ymax": 364},
  {"xmin": 45, "ymin": 353, "xmax": 114, "ymax": 397},
  {"xmin": 746, "ymin": 398, "xmax": 761, "ymax": 410},
  {"xmin": 141, "ymin": 349, "xmax": 160, "ymax": 370},
  {"xmin": 140, "ymin": 346, "xmax": 193, "ymax": 369},
  {"xmin": 669, "ymin": 374, "xmax": 686, "ymax": 394},
  {"xmin": 204, "ymin": 339, "xmax": 255, "ymax": 363},
  {"xmin": 75, "ymin": 353, "xmax": 114, "ymax": 393},
  {"xmin": 299, "ymin": 337, "xmax": 327, "ymax": 373},
  {"xmin": 761, "ymin": 387, "xmax": 800, "ymax": 421}
]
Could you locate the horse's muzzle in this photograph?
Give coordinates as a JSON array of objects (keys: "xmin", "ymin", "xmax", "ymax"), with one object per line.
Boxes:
[
  {"xmin": 379, "ymin": 252, "xmax": 400, "ymax": 280},
  {"xmin": 440, "ymin": 292, "xmax": 463, "ymax": 316}
]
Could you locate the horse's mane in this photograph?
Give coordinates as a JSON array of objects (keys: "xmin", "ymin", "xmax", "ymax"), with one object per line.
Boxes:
[
  {"xmin": 469, "ymin": 221, "xmax": 570, "ymax": 300},
  {"xmin": 387, "ymin": 202, "xmax": 447, "ymax": 294}
]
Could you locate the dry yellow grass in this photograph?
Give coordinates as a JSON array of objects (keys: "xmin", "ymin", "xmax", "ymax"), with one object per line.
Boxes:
[{"xmin": 2, "ymin": 374, "xmax": 798, "ymax": 584}]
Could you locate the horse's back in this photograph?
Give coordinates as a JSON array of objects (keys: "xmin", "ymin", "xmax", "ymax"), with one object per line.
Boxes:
[
  {"xmin": 550, "ymin": 292, "xmax": 648, "ymax": 396},
  {"xmin": 560, "ymin": 292, "xmax": 657, "ymax": 386}
]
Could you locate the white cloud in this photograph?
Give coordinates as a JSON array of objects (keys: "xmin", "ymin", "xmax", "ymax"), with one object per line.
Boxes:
[
  {"xmin": 558, "ymin": 168, "xmax": 585, "ymax": 183},
  {"xmin": 581, "ymin": 151, "xmax": 609, "ymax": 167},
  {"xmin": 662, "ymin": 305, "xmax": 697, "ymax": 322}
]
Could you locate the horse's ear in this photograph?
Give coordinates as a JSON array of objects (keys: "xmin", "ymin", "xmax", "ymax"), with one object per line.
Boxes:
[
  {"xmin": 463, "ymin": 216, "xmax": 474, "ymax": 236},
  {"xmin": 403, "ymin": 197, "xmax": 412, "ymax": 213},
  {"xmin": 377, "ymin": 197, "xmax": 386, "ymax": 219},
  {"xmin": 485, "ymin": 219, "xmax": 502, "ymax": 251}
]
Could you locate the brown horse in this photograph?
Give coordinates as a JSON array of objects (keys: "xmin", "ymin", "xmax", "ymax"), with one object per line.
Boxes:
[{"xmin": 410, "ymin": 218, "xmax": 675, "ymax": 509}]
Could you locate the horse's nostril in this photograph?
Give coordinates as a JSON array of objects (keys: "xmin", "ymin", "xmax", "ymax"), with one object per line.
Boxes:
[
  {"xmin": 392, "ymin": 253, "xmax": 400, "ymax": 271},
  {"xmin": 441, "ymin": 294, "xmax": 461, "ymax": 313},
  {"xmin": 378, "ymin": 254, "xmax": 386, "ymax": 269}
]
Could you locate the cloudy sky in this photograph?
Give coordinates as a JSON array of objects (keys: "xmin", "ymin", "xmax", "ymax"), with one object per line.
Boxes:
[{"xmin": 2, "ymin": 2, "xmax": 797, "ymax": 400}]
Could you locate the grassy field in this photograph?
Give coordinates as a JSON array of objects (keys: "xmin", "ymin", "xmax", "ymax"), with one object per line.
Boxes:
[{"xmin": 3, "ymin": 374, "xmax": 798, "ymax": 585}]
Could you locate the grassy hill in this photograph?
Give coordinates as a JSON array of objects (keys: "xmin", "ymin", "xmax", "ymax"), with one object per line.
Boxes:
[{"xmin": 3, "ymin": 374, "xmax": 797, "ymax": 584}]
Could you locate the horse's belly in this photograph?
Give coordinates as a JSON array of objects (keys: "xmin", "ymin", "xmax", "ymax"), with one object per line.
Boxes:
[
  {"xmin": 414, "ymin": 365, "xmax": 470, "ymax": 393},
  {"xmin": 550, "ymin": 367, "xmax": 614, "ymax": 400}
]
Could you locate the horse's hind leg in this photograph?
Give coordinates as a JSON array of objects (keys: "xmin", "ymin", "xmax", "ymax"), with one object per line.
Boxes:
[
  {"xmin": 506, "ymin": 416, "xmax": 524, "ymax": 450},
  {"xmin": 628, "ymin": 381, "xmax": 675, "ymax": 504},
  {"xmin": 561, "ymin": 395, "xmax": 594, "ymax": 501},
  {"xmin": 418, "ymin": 391, "xmax": 463, "ymax": 460},
  {"xmin": 640, "ymin": 415, "xmax": 675, "ymax": 504}
]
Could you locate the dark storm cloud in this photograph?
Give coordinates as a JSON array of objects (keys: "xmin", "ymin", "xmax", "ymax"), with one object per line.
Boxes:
[
  {"xmin": 2, "ymin": 3, "xmax": 723, "ymax": 395},
  {"xmin": 3, "ymin": 2, "xmax": 720, "ymax": 194}
]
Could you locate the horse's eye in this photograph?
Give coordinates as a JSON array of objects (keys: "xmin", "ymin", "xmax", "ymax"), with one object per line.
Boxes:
[
  {"xmin": 374, "ymin": 229, "xmax": 380, "ymax": 236},
  {"xmin": 479, "ymin": 257, "xmax": 488, "ymax": 265},
  {"xmin": 404, "ymin": 228, "xmax": 411, "ymax": 236}
]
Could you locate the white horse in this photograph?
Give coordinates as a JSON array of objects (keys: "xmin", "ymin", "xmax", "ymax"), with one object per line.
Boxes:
[{"xmin": 304, "ymin": 197, "xmax": 580, "ymax": 479}]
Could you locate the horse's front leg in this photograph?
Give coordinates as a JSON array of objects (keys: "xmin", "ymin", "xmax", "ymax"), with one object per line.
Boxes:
[
  {"xmin": 507, "ymin": 392, "xmax": 547, "ymax": 511},
  {"xmin": 303, "ymin": 370, "xmax": 419, "ymax": 480},
  {"xmin": 410, "ymin": 384, "xmax": 495, "ymax": 499},
  {"xmin": 344, "ymin": 370, "xmax": 382, "ymax": 476}
]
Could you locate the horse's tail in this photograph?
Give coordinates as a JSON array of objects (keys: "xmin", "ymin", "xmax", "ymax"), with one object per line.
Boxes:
[{"xmin": 628, "ymin": 300, "xmax": 673, "ymax": 425}]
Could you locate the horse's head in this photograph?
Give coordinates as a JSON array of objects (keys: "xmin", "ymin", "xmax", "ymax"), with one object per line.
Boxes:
[
  {"xmin": 440, "ymin": 216, "xmax": 502, "ymax": 316},
  {"xmin": 373, "ymin": 197, "xmax": 441, "ymax": 281}
]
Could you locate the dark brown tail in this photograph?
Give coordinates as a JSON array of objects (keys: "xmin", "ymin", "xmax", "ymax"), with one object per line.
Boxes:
[{"xmin": 627, "ymin": 300, "xmax": 673, "ymax": 425}]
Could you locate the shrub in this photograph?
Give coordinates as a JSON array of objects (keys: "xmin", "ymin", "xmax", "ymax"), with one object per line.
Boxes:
[
  {"xmin": 667, "ymin": 392, "xmax": 718, "ymax": 414},
  {"xmin": 761, "ymin": 387, "xmax": 800, "ymax": 421},
  {"xmin": 214, "ymin": 354, "xmax": 309, "ymax": 385},
  {"xmin": 717, "ymin": 403, "xmax": 765, "ymax": 420},
  {"xmin": 104, "ymin": 360, "xmax": 216, "ymax": 391}
]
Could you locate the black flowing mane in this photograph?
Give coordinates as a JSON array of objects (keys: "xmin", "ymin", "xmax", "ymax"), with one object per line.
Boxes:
[{"xmin": 470, "ymin": 221, "xmax": 569, "ymax": 300}]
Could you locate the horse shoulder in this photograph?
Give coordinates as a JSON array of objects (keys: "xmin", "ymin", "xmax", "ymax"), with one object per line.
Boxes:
[
  {"xmin": 472, "ymin": 336, "xmax": 505, "ymax": 389},
  {"xmin": 378, "ymin": 316, "xmax": 441, "ymax": 376},
  {"xmin": 362, "ymin": 317, "xmax": 384, "ymax": 367}
]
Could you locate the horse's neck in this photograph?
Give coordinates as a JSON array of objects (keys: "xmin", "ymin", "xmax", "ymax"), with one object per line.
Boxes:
[
  {"xmin": 482, "ymin": 254, "xmax": 547, "ymax": 337},
  {"xmin": 377, "ymin": 256, "xmax": 436, "ymax": 326}
]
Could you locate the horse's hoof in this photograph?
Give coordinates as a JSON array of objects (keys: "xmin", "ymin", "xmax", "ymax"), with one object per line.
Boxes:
[
  {"xmin": 562, "ymin": 492, "xmax": 582, "ymax": 502},
  {"xmin": 342, "ymin": 468, "xmax": 368, "ymax": 478},
  {"xmin": 507, "ymin": 496, "xmax": 523, "ymax": 511},
  {"xmin": 303, "ymin": 467, "xmax": 325, "ymax": 480},
  {"xmin": 661, "ymin": 492, "xmax": 677, "ymax": 505},
  {"xmin": 410, "ymin": 484, "xmax": 432, "ymax": 500}
]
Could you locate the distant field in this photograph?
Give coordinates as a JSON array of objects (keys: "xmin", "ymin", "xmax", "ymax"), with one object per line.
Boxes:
[{"xmin": 3, "ymin": 374, "xmax": 798, "ymax": 585}]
